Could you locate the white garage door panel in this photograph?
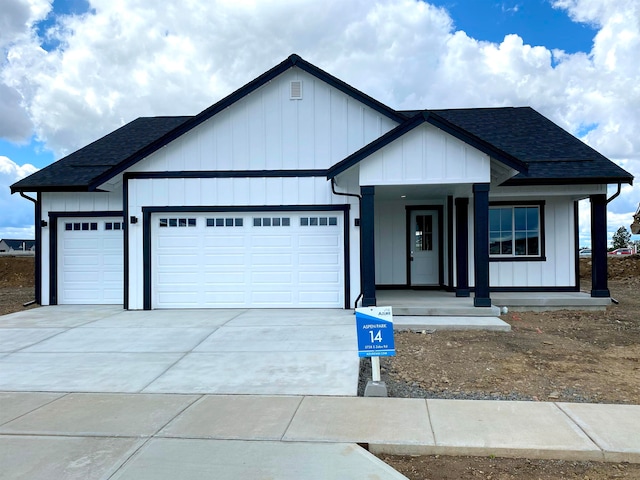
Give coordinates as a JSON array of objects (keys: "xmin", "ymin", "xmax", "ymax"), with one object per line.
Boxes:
[
  {"xmin": 153, "ymin": 212, "xmax": 344, "ymax": 308},
  {"xmin": 58, "ymin": 217, "xmax": 123, "ymax": 305}
]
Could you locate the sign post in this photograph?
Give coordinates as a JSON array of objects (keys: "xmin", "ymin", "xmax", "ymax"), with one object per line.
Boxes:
[{"xmin": 355, "ymin": 306, "xmax": 395, "ymax": 397}]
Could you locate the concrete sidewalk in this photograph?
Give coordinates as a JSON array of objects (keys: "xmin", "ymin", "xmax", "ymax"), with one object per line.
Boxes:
[{"xmin": 1, "ymin": 393, "xmax": 639, "ymax": 479}]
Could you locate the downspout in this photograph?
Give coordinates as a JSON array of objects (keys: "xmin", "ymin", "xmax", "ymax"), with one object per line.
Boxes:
[
  {"xmin": 606, "ymin": 183, "xmax": 621, "ymax": 204},
  {"xmin": 331, "ymin": 178, "xmax": 363, "ymax": 309},
  {"xmin": 605, "ymin": 183, "xmax": 622, "ymax": 304},
  {"xmin": 19, "ymin": 192, "xmax": 38, "ymax": 306}
]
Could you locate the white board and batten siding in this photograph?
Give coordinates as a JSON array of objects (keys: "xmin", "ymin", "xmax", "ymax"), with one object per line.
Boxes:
[
  {"xmin": 126, "ymin": 177, "xmax": 360, "ymax": 309},
  {"xmin": 360, "ymin": 124, "xmax": 491, "ymax": 186},
  {"xmin": 39, "ymin": 191, "xmax": 124, "ymax": 305},
  {"xmin": 489, "ymin": 197, "xmax": 577, "ymax": 288},
  {"xmin": 129, "ymin": 68, "xmax": 398, "ymax": 174}
]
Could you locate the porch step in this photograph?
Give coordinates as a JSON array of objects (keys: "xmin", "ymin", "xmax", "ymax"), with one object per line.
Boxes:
[
  {"xmin": 377, "ymin": 291, "xmax": 500, "ymax": 317},
  {"xmin": 391, "ymin": 305, "xmax": 501, "ymax": 317},
  {"xmin": 394, "ymin": 316, "xmax": 511, "ymax": 332}
]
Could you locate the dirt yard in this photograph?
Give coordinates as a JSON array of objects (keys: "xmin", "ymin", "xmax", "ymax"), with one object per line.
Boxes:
[
  {"xmin": 373, "ymin": 255, "xmax": 640, "ymax": 479},
  {"xmin": 1, "ymin": 255, "xmax": 639, "ymax": 479},
  {"xmin": 0, "ymin": 256, "xmax": 37, "ymax": 315}
]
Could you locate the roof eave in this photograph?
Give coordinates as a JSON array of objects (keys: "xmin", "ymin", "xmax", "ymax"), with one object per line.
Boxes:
[
  {"xmin": 425, "ymin": 112, "xmax": 528, "ymax": 174},
  {"xmin": 501, "ymin": 176, "xmax": 634, "ymax": 187},
  {"xmin": 11, "ymin": 185, "xmax": 91, "ymax": 194},
  {"xmin": 328, "ymin": 111, "xmax": 529, "ymax": 179}
]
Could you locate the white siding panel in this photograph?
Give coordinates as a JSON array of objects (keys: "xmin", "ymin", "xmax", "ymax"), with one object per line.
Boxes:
[
  {"xmin": 489, "ymin": 198, "xmax": 576, "ymax": 287},
  {"xmin": 43, "ymin": 191, "xmax": 122, "ymax": 213},
  {"xmin": 360, "ymin": 124, "xmax": 491, "ymax": 186},
  {"xmin": 129, "ymin": 68, "xmax": 398, "ymax": 174},
  {"xmin": 374, "ymin": 201, "xmax": 407, "ymax": 285},
  {"xmin": 314, "ymin": 84, "xmax": 331, "ymax": 168}
]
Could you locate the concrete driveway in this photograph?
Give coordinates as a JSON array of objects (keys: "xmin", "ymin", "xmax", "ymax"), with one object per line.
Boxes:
[{"xmin": 0, "ymin": 306, "xmax": 360, "ymax": 396}]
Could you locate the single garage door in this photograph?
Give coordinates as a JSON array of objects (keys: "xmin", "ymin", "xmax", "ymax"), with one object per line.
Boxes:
[
  {"xmin": 152, "ymin": 212, "xmax": 344, "ymax": 308},
  {"xmin": 57, "ymin": 217, "xmax": 124, "ymax": 304}
]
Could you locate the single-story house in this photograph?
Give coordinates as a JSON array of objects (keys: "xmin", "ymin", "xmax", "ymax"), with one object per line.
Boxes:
[
  {"xmin": 11, "ymin": 54, "xmax": 634, "ymax": 310},
  {"xmin": 0, "ymin": 239, "xmax": 36, "ymax": 253}
]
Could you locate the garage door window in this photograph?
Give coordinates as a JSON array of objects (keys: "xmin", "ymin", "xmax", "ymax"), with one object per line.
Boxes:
[
  {"xmin": 159, "ymin": 218, "xmax": 197, "ymax": 228},
  {"xmin": 105, "ymin": 222, "xmax": 124, "ymax": 230},
  {"xmin": 253, "ymin": 217, "xmax": 290, "ymax": 227},
  {"xmin": 300, "ymin": 216, "xmax": 337, "ymax": 226},
  {"xmin": 66, "ymin": 222, "xmax": 98, "ymax": 231},
  {"xmin": 206, "ymin": 218, "xmax": 243, "ymax": 227}
]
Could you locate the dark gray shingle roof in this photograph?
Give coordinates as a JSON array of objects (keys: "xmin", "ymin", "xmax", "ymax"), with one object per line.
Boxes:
[
  {"xmin": 429, "ymin": 107, "xmax": 633, "ymax": 185},
  {"xmin": 10, "ymin": 56, "xmax": 633, "ymax": 193},
  {"xmin": 11, "ymin": 116, "xmax": 192, "ymax": 192}
]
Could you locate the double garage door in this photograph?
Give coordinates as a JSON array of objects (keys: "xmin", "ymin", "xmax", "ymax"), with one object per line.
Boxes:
[{"xmin": 152, "ymin": 211, "xmax": 345, "ymax": 309}]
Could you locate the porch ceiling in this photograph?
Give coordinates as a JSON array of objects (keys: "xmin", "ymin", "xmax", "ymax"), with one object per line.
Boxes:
[{"xmin": 373, "ymin": 184, "xmax": 471, "ymax": 200}]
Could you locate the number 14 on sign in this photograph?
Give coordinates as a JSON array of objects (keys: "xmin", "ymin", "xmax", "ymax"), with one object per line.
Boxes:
[{"xmin": 369, "ymin": 330, "xmax": 383, "ymax": 342}]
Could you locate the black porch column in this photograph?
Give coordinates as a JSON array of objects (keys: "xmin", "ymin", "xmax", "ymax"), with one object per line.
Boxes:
[
  {"xmin": 473, "ymin": 183, "xmax": 491, "ymax": 307},
  {"xmin": 590, "ymin": 194, "xmax": 610, "ymax": 297},
  {"xmin": 361, "ymin": 186, "xmax": 376, "ymax": 307},
  {"xmin": 455, "ymin": 197, "xmax": 470, "ymax": 297}
]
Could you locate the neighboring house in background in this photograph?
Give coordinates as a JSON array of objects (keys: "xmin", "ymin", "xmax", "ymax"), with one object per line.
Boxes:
[
  {"xmin": 10, "ymin": 54, "xmax": 634, "ymax": 309},
  {"xmin": 0, "ymin": 239, "xmax": 36, "ymax": 253}
]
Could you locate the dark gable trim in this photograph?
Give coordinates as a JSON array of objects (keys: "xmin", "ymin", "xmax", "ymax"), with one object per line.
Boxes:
[
  {"xmin": 328, "ymin": 114, "xmax": 425, "ymax": 179},
  {"xmin": 327, "ymin": 112, "xmax": 528, "ymax": 179},
  {"xmin": 142, "ymin": 204, "xmax": 351, "ymax": 310},
  {"xmin": 425, "ymin": 112, "xmax": 528, "ymax": 173},
  {"xmin": 89, "ymin": 54, "xmax": 404, "ymax": 191},
  {"xmin": 291, "ymin": 55, "xmax": 404, "ymax": 124},
  {"xmin": 125, "ymin": 170, "xmax": 328, "ymax": 180},
  {"xmin": 48, "ymin": 210, "xmax": 124, "ymax": 305}
]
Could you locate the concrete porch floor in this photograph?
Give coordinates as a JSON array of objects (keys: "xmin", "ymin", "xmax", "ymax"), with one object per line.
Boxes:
[{"xmin": 377, "ymin": 289, "xmax": 612, "ymax": 314}]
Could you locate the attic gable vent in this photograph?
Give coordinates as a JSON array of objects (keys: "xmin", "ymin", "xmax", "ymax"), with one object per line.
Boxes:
[{"xmin": 290, "ymin": 81, "xmax": 302, "ymax": 100}]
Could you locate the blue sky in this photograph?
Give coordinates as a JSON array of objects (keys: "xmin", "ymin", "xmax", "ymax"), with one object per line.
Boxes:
[
  {"xmin": 429, "ymin": 0, "xmax": 597, "ymax": 54},
  {"xmin": 1, "ymin": 0, "xmax": 638, "ymax": 246}
]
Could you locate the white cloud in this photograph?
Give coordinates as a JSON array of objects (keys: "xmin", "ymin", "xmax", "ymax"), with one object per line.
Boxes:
[
  {"xmin": 0, "ymin": 156, "xmax": 38, "ymax": 238},
  {"xmin": 0, "ymin": 0, "xmax": 638, "ymax": 241},
  {"xmin": 0, "ymin": 0, "xmax": 51, "ymax": 49}
]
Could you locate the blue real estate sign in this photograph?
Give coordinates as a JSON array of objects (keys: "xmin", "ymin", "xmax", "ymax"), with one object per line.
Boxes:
[{"xmin": 355, "ymin": 306, "xmax": 395, "ymax": 357}]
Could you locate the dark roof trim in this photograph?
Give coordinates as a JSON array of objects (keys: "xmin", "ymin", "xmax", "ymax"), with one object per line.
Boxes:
[
  {"xmin": 289, "ymin": 55, "xmax": 404, "ymax": 124},
  {"xmin": 327, "ymin": 113, "xmax": 426, "ymax": 179},
  {"xmin": 502, "ymin": 177, "xmax": 634, "ymax": 187},
  {"xmin": 12, "ymin": 185, "xmax": 92, "ymax": 193},
  {"xmin": 327, "ymin": 112, "xmax": 528, "ymax": 179},
  {"xmin": 88, "ymin": 54, "xmax": 404, "ymax": 190},
  {"xmin": 124, "ymin": 169, "xmax": 328, "ymax": 180},
  {"xmin": 425, "ymin": 112, "xmax": 528, "ymax": 172}
]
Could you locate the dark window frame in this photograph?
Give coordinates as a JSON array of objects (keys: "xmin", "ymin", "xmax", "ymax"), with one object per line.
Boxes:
[{"xmin": 489, "ymin": 201, "xmax": 546, "ymax": 262}]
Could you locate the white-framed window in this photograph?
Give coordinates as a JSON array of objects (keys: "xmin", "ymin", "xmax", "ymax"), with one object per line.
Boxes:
[{"xmin": 489, "ymin": 204, "xmax": 542, "ymax": 258}]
